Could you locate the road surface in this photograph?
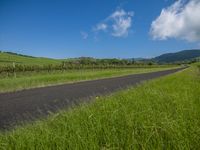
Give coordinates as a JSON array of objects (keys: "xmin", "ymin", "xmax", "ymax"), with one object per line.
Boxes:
[{"xmin": 0, "ymin": 67, "xmax": 186, "ymax": 130}]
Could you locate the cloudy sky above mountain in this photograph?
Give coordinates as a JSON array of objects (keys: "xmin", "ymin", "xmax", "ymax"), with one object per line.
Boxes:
[{"xmin": 0, "ymin": 0, "xmax": 199, "ymax": 58}]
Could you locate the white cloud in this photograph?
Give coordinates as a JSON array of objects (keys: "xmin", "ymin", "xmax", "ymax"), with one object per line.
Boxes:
[
  {"xmin": 94, "ymin": 9, "xmax": 134, "ymax": 38},
  {"xmin": 150, "ymin": 0, "xmax": 200, "ymax": 42},
  {"xmin": 94, "ymin": 23, "xmax": 107, "ymax": 31},
  {"xmin": 80, "ymin": 31, "xmax": 88, "ymax": 40},
  {"xmin": 110, "ymin": 9, "xmax": 134, "ymax": 37}
]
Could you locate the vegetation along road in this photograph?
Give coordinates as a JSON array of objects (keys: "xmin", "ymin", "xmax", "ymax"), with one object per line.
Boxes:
[{"xmin": 0, "ymin": 67, "xmax": 186, "ymax": 130}]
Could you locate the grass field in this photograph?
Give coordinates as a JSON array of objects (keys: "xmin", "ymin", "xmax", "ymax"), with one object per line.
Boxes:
[
  {"xmin": 0, "ymin": 64, "xmax": 199, "ymax": 149},
  {"xmin": 0, "ymin": 52, "xmax": 62, "ymax": 66},
  {"xmin": 0, "ymin": 67, "xmax": 178, "ymax": 93}
]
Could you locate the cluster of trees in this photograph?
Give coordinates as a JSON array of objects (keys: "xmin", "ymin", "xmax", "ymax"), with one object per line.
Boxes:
[{"xmin": 68, "ymin": 57, "xmax": 136, "ymax": 66}]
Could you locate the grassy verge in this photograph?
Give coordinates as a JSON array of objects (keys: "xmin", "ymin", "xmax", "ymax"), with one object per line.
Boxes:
[
  {"xmin": 0, "ymin": 65, "xmax": 199, "ymax": 149},
  {"xmin": 0, "ymin": 67, "xmax": 177, "ymax": 93}
]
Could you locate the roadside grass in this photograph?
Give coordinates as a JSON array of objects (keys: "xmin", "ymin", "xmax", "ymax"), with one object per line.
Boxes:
[
  {"xmin": 0, "ymin": 65, "xmax": 199, "ymax": 149},
  {"xmin": 0, "ymin": 67, "xmax": 177, "ymax": 93}
]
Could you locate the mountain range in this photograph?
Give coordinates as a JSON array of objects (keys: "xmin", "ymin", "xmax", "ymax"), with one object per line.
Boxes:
[
  {"xmin": 1, "ymin": 49, "xmax": 200, "ymax": 64},
  {"xmin": 153, "ymin": 49, "xmax": 200, "ymax": 63}
]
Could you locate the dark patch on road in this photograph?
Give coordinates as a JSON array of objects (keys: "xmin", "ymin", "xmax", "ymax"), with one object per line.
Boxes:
[{"xmin": 0, "ymin": 67, "xmax": 186, "ymax": 130}]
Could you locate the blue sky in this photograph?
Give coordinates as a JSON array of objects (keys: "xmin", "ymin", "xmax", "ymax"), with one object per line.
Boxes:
[{"xmin": 0, "ymin": 0, "xmax": 199, "ymax": 58}]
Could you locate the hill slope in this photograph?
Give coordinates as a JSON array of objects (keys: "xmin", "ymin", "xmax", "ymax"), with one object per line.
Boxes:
[
  {"xmin": 154, "ymin": 50, "xmax": 200, "ymax": 63},
  {"xmin": 1, "ymin": 49, "xmax": 200, "ymax": 65},
  {"xmin": 0, "ymin": 51, "xmax": 63, "ymax": 66}
]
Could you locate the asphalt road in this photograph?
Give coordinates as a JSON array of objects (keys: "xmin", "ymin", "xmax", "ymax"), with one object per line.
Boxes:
[{"xmin": 0, "ymin": 67, "xmax": 186, "ymax": 130}]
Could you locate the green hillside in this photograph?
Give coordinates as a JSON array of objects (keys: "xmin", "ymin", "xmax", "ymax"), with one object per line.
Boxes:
[
  {"xmin": 0, "ymin": 51, "xmax": 63, "ymax": 66},
  {"xmin": 153, "ymin": 49, "xmax": 200, "ymax": 63}
]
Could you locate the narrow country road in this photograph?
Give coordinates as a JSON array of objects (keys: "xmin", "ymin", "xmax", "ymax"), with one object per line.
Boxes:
[{"xmin": 0, "ymin": 67, "xmax": 186, "ymax": 130}]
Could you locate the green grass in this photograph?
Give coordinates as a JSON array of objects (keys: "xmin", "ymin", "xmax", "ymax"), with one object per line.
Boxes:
[
  {"xmin": 0, "ymin": 65, "xmax": 199, "ymax": 149},
  {"xmin": 0, "ymin": 67, "xmax": 177, "ymax": 93},
  {"xmin": 0, "ymin": 52, "xmax": 62, "ymax": 66}
]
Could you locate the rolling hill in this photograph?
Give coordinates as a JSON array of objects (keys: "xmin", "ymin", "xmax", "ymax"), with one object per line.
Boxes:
[
  {"xmin": 153, "ymin": 49, "xmax": 200, "ymax": 63},
  {"xmin": 0, "ymin": 51, "xmax": 63, "ymax": 66},
  {"xmin": 1, "ymin": 49, "xmax": 200, "ymax": 66}
]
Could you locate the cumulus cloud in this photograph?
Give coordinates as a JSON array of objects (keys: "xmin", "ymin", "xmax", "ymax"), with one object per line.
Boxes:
[
  {"xmin": 110, "ymin": 9, "xmax": 134, "ymax": 37},
  {"xmin": 94, "ymin": 9, "xmax": 134, "ymax": 37},
  {"xmin": 150, "ymin": 0, "xmax": 200, "ymax": 42},
  {"xmin": 80, "ymin": 31, "xmax": 88, "ymax": 40}
]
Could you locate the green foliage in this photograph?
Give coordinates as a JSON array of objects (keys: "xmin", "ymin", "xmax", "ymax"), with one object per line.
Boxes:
[
  {"xmin": 197, "ymin": 65, "xmax": 200, "ymax": 72},
  {"xmin": 0, "ymin": 66, "xmax": 199, "ymax": 149}
]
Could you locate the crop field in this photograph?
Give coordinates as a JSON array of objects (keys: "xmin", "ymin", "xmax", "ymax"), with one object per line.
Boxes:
[
  {"xmin": 0, "ymin": 64, "xmax": 199, "ymax": 149},
  {"xmin": 0, "ymin": 52, "xmax": 176, "ymax": 74},
  {"xmin": 0, "ymin": 52, "xmax": 179, "ymax": 93}
]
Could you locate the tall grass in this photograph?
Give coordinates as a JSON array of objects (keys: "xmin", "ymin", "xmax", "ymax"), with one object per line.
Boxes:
[
  {"xmin": 0, "ymin": 65, "xmax": 199, "ymax": 149},
  {"xmin": 0, "ymin": 67, "xmax": 176, "ymax": 93}
]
